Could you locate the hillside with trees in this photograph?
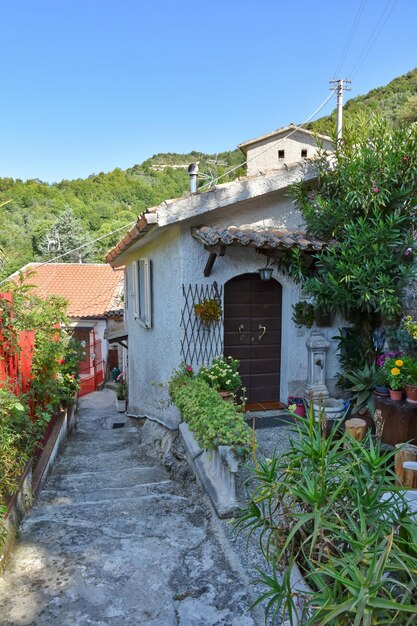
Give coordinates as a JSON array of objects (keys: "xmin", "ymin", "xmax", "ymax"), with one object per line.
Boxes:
[{"xmin": 0, "ymin": 67, "xmax": 416, "ymax": 277}]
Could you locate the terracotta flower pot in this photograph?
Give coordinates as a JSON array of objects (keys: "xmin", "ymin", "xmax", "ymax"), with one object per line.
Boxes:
[
  {"xmin": 218, "ymin": 390, "xmax": 234, "ymax": 402},
  {"xmin": 405, "ymin": 384, "xmax": 417, "ymax": 403},
  {"xmin": 389, "ymin": 389, "xmax": 403, "ymax": 401}
]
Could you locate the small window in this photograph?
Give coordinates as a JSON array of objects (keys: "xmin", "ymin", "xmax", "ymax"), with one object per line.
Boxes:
[
  {"xmin": 133, "ymin": 259, "xmax": 152, "ymax": 328},
  {"xmin": 278, "ymin": 149, "xmax": 285, "ymax": 159},
  {"xmin": 301, "ymin": 149, "xmax": 308, "ymax": 158}
]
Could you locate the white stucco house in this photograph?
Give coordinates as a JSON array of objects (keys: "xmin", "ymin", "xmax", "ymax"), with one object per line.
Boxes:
[{"xmin": 106, "ymin": 125, "xmax": 340, "ymax": 429}]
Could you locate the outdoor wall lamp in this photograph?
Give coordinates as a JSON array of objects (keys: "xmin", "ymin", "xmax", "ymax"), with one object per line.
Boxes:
[{"xmin": 258, "ymin": 259, "xmax": 274, "ymax": 281}]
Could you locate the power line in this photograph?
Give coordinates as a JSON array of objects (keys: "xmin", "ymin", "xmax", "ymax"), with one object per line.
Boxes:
[
  {"xmin": 333, "ymin": 0, "xmax": 368, "ymax": 78},
  {"xmin": 0, "ymin": 220, "xmax": 136, "ymax": 288},
  {"xmin": 349, "ymin": 0, "xmax": 399, "ymax": 78},
  {"xmin": 199, "ymin": 90, "xmax": 336, "ymax": 191}
]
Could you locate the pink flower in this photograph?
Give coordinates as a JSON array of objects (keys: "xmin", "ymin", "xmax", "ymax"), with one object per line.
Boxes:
[
  {"xmin": 405, "ymin": 247, "xmax": 413, "ymax": 256},
  {"xmin": 372, "ymin": 186, "xmax": 379, "ymax": 193},
  {"xmin": 59, "ymin": 359, "xmax": 65, "ymax": 365},
  {"xmin": 403, "ymin": 156, "xmax": 409, "ymax": 162},
  {"xmin": 71, "ymin": 374, "xmax": 75, "ymax": 379},
  {"xmin": 186, "ymin": 365, "xmax": 193, "ymax": 372}
]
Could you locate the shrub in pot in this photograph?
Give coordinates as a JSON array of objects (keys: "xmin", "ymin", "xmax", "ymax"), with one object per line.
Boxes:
[{"xmin": 235, "ymin": 406, "xmax": 417, "ymax": 625}]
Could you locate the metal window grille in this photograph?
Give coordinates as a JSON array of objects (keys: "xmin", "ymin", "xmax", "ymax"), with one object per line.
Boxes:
[{"xmin": 180, "ymin": 282, "xmax": 223, "ymax": 369}]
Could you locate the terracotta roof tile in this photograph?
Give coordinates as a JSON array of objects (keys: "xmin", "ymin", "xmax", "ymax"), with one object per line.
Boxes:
[
  {"xmin": 192, "ymin": 225, "xmax": 326, "ymax": 252},
  {"xmin": 13, "ymin": 264, "xmax": 124, "ymax": 318}
]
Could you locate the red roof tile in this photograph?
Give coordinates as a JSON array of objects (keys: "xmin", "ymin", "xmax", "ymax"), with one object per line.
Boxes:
[{"xmin": 12, "ymin": 264, "xmax": 124, "ymax": 319}]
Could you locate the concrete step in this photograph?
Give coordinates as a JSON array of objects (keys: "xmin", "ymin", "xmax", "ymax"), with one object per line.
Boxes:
[
  {"xmin": 61, "ymin": 430, "xmax": 141, "ymax": 456},
  {"xmin": 23, "ymin": 491, "xmax": 193, "ymax": 536},
  {"xmin": 51, "ymin": 441, "xmax": 151, "ymax": 475},
  {"xmin": 39, "ymin": 479, "xmax": 179, "ymax": 506},
  {"xmin": 45, "ymin": 463, "xmax": 170, "ymax": 494}
]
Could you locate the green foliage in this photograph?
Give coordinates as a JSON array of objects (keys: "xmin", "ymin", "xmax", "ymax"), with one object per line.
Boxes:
[
  {"xmin": 292, "ymin": 115, "xmax": 417, "ymax": 368},
  {"xmin": 197, "ymin": 356, "xmax": 242, "ymax": 392},
  {"xmin": 0, "ymin": 279, "xmax": 81, "ymax": 532},
  {"xmin": 308, "ymin": 67, "xmax": 417, "ymax": 135},
  {"xmin": 0, "ymin": 149, "xmax": 244, "ymax": 276},
  {"xmin": 235, "ymin": 407, "xmax": 417, "ymax": 624},
  {"xmin": 344, "ymin": 362, "xmax": 378, "ymax": 413},
  {"xmin": 0, "ymin": 388, "xmax": 33, "ymax": 499},
  {"xmin": 292, "ymin": 301, "xmax": 315, "ymax": 327},
  {"xmin": 116, "ymin": 380, "xmax": 127, "ymax": 400},
  {"xmin": 169, "ymin": 370, "xmax": 251, "ymax": 456},
  {"xmin": 193, "ymin": 298, "xmax": 222, "ymax": 325},
  {"xmin": 37, "ymin": 207, "xmax": 96, "ymax": 262}
]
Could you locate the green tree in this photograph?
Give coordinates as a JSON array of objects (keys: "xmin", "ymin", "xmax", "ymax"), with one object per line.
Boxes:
[
  {"xmin": 37, "ymin": 206, "xmax": 96, "ymax": 262},
  {"xmin": 292, "ymin": 114, "xmax": 417, "ymax": 366}
]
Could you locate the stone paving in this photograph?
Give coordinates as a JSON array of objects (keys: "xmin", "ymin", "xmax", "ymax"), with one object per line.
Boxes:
[{"xmin": 0, "ymin": 390, "xmax": 259, "ymax": 626}]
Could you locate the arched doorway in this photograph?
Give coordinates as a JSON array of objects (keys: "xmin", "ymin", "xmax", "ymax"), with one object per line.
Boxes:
[{"xmin": 224, "ymin": 273, "xmax": 282, "ymax": 404}]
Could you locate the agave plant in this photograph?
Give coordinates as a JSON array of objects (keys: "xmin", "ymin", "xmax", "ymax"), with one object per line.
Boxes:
[{"xmin": 344, "ymin": 362, "xmax": 378, "ymax": 413}]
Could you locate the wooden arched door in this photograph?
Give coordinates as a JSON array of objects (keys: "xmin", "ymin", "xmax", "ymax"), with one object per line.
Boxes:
[{"xmin": 224, "ymin": 273, "xmax": 282, "ymax": 403}]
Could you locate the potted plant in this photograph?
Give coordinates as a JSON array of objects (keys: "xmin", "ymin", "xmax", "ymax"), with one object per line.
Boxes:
[
  {"xmin": 374, "ymin": 365, "xmax": 390, "ymax": 395},
  {"xmin": 193, "ymin": 298, "xmax": 222, "ymax": 327},
  {"xmin": 291, "ymin": 301, "xmax": 315, "ymax": 328},
  {"xmin": 385, "ymin": 357, "xmax": 406, "ymax": 400},
  {"xmin": 115, "ymin": 380, "xmax": 127, "ymax": 412},
  {"xmin": 402, "ymin": 356, "xmax": 417, "ymax": 402},
  {"xmin": 235, "ymin": 407, "xmax": 417, "ymax": 625},
  {"xmin": 197, "ymin": 356, "xmax": 242, "ymax": 401},
  {"xmin": 344, "ymin": 362, "xmax": 378, "ymax": 413}
]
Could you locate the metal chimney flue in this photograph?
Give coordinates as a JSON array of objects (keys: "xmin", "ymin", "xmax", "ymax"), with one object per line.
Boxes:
[{"xmin": 188, "ymin": 162, "xmax": 199, "ymax": 194}]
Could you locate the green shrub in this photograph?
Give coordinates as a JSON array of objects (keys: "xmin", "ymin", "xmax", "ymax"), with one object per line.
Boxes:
[
  {"xmin": 169, "ymin": 372, "xmax": 251, "ymax": 457},
  {"xmin": 0, "ymin": 388, "xmax": 33, "ymax": 519},
  {"xmin": 235, "ymin": 407, "xmax": 417, "ymax": 624}
]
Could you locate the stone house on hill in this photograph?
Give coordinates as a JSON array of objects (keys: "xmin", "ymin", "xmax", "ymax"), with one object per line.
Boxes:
[
  {"xmin": 106, "ymin": 125, "xmax": 339, "ymax": 429},
  {"xmin": 238, "ymin": 125, "xmax": 333, "ymax": 176}
]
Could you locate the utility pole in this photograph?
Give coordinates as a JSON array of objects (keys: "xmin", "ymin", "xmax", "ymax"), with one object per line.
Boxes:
[{"xmin": 329, "ymin": 79, "xmax": 351, "ymax": 144}]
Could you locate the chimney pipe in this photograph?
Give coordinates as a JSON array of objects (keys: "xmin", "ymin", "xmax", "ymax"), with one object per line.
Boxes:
[{"xmin": 188, "ymin": 162, "xmax": 199, "ymax": 194}]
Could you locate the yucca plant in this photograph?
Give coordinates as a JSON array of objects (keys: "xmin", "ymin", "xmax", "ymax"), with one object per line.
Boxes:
[{"xmin": 235, "ymin": 405, "xmax": 417, "ymax": 625}]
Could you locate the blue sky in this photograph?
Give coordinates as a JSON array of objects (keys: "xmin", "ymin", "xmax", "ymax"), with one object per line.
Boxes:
[{"xmin": 0, "ymin": 0, "xmax": 416, "ymax": 182}]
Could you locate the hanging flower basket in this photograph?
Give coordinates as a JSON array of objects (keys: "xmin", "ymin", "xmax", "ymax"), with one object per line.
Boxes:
[{"xmin": 194, "ymin": 298, "xmax": 222, "ymax": 326}]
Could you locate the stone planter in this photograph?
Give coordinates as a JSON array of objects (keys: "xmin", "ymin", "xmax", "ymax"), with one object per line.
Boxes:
[
  {"xmin": 312, "ymin": 397, "xmax": 345, "ymax": 420},
  {"xmin": 405, "ymin": 384, "xmax": 417, "ymax": 403},
  {"xmin": 116, "ymin": 399, "xmax": 126, "ymax": 412},
  {"xmin": 179, "ymin": 422, "xmax": 240, "ymax": 518}
]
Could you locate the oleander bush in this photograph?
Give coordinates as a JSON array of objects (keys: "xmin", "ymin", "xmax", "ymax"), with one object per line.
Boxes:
[{"xmin": 235, "ymin": 406, "xmax": 417, "ymax": 624}]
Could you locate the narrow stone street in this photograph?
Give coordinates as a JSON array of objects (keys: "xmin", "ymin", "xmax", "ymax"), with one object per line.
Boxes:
[{"xmin": 0, "ymin": 391, "xmax": 258, "ymax": 626}]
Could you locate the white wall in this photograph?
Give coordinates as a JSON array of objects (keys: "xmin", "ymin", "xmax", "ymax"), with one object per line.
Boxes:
[
  {"xmin": 123, "ymin": 226, "xmax": 182, "ymax": 428},
  {"xmin": 246, "ymin": 131, "xmax": 333, "ymax": 176},
  {"xmin": 122, "ymin": 183, "xmax": 341, "ymax": 429}
]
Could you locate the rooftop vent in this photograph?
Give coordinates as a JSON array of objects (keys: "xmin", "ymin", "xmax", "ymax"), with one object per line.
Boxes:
[{"xmin": 188, "ymin": 162, "xmax": 199, "ymax": 194}]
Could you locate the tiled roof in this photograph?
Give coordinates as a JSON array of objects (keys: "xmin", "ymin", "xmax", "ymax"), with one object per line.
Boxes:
[
  {"xmin": 237, "ymin": 124, "xmax": 333, "ymax": 152},
  {"xmin": 11, "ymin": 263, "xmax": 124, "ymax": 318},
  {"xmin": 192, "ymin": 225, "xmax": 326, "ymax": 252},
  {"xmin": 106, "ymin": 211, "xmax": 157, "ymax": 263}
]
